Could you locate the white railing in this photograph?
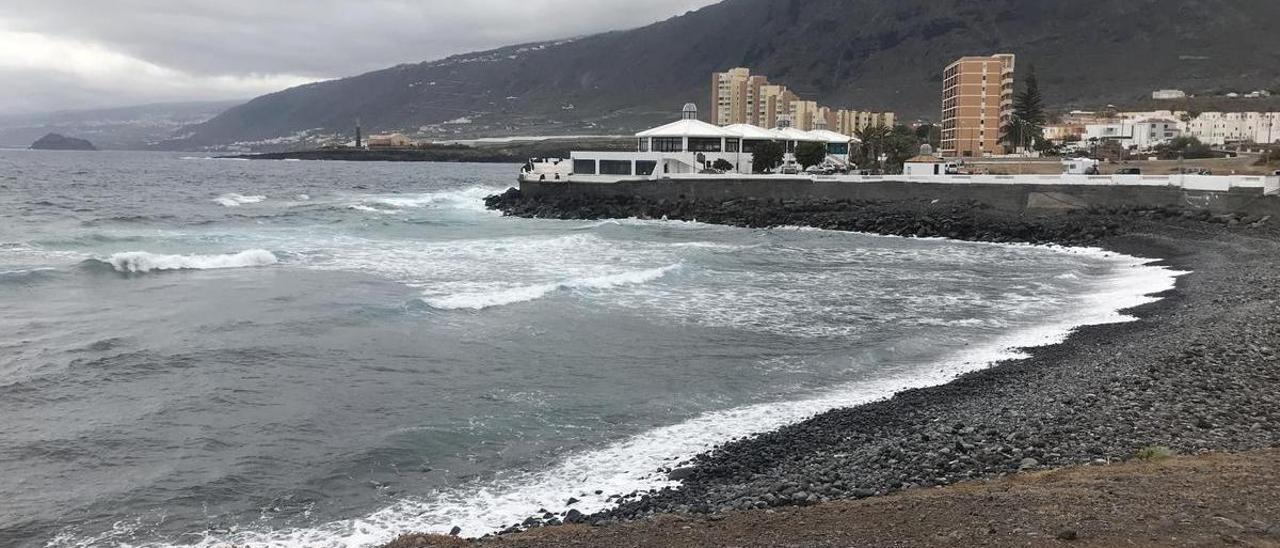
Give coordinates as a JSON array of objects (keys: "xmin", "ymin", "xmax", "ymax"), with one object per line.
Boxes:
[
  {"xmin": 814, "ymin": 173, "xmax": 1280, "ymax": 194},
  {"xmin": 546, "ymin": 171, "xmax": 1280, "ymax": 195}
]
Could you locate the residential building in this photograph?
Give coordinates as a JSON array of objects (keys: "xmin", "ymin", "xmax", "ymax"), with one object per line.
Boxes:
[
  {"xmin": 1182, "ymin": 112, "xmax": 1280, "ymax": 145},
  {"xmin": 789, "ymin": 100, "xmax": 821, "ymax": 131},
  {"xmin": 832, "ymin": 109, "xmax": 895, "ymax": 136},
  {"xmin": 752, "ymin": 84, "xmax": 789, "ymax": 128},
  {"xmin": 1152, "ymin": 89, "xmax": 1187, "ymax": 100},
  {"xmin": 941, "ymin": 53, "xmax": 1016, "ymax": 157},
  {"xmin": 711, "ymin": 68, "xmax": 751, "ymax": 126},
  {"xmin": 1083, "ymin": 119, "xmax": 1181, "ymax": 150},
  {"xmin": 1043, "ymin": 124, "xmax": 1084, "ymax": 143},
  {"xmin": 709, "ymin": 67, "xmax": 893, "ymax": 132}
]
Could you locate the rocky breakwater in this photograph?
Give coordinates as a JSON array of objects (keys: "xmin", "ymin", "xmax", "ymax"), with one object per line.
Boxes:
[
  {"xmin": 477, "ymin": 188, "xmax": 1280, "ymax": 534},
  {"xmin": 485, "ymin": 187, "xmax": 1273, "ymax": 246}
]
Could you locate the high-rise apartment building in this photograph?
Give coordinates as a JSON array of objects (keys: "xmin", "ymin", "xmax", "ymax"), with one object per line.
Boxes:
[
  {"xmin": 711, "ymin": 67, "xmax": 895, "ymax": 133},
  {"xmin": 789, "ymin": 100, "xmax": 821, "ymax": 131},
  {"xmin": 941, "ymin": 54, "xmax": 1015, "ymax": 157},
  {"xmin": 832, "ymin": 110, "xmax": 896, "ymax": 136},
  {"xmin": 711, "ymin": 68, "xmax": 751, "ymax": 126}
]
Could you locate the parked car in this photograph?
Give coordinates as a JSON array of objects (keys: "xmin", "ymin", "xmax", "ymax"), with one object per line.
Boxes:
[{"xmin": 1115, "ymin": 167, "xmax": 1142, "ymax": 175}]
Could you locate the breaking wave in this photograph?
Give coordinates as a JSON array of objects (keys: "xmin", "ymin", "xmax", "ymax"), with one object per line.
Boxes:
[
  {"xmin": 213, "ymin": 193, "xmax": 266, "ymax": 207},
  {"xmin": 91, "ymin": 250, "xmax": 279, "ymax": 273},
  {"xmin": 355, "ymin": 186, "xmax": 506, "ymax": 213},
  {"xmin": 423, "ymin": 264, "xmax": 682, "ymax": 311}
]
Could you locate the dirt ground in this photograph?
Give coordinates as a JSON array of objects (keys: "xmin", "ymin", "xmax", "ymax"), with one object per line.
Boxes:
[{"xmin": 387, "ymin": 449, "xmax": 1280, "ymax": 547}]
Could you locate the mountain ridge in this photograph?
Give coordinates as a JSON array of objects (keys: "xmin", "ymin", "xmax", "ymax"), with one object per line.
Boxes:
[{"xmin": 168, "ymin": 0, "xmax": 1280, "ymax": 151}]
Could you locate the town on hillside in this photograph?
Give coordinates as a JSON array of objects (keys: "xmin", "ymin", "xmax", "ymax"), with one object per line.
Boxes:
[{"xmin": 516, "ymin": 53, "xmax": 1280, "ymax": 186}]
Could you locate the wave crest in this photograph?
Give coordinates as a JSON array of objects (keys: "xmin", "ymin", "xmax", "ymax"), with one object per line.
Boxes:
[
  {"xmin": 424, "ymin": 264, "xmax": 681, "ymax": 311},
  {"xmin": 95, "ymin": 250, "xmax": 279, "ymax": 273},
  {"xmin": 213, "ymin": 193, "xmax": 266, "ymax": 207}
]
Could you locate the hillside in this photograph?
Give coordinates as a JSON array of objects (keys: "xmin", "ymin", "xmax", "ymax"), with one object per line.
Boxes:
[
  {"xmin": 167, "ymin": 0, "xmax": 1280, "ymax": 151},
  {"xmin": 0, "ymin": 101, "xmax": 242, "ymax": 150}
]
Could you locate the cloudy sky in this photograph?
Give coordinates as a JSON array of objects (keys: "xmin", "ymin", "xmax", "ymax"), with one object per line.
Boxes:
[{"xmin": 0, "ymin": 0, "xmax": 718, "ymax": 115}]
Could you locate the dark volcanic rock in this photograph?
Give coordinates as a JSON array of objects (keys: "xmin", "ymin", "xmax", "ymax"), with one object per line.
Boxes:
[
  {"xmin": 484, "ymin": 187, "xmax": 1280, "ymax": 535},
  {"xmin": 29, "ymin": 133, "xmax": 96, "ymax": 151}
]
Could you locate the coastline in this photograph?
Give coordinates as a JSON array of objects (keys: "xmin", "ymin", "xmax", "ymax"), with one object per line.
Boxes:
[{"xmin": 381, "ymin": 190, "xmax": 1280, "ymax": 545}]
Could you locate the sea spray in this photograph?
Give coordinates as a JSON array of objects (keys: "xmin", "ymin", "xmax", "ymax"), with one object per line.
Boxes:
[{"xmin": 102, "ymin": 249, "xmax": 279, "ymax": 273}]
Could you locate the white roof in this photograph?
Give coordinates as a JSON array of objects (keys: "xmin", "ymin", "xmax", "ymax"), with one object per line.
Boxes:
[
  {"xmin": 807, "ymin": 129, "xmax": 854, "ymax": 144},
  {"xmin": 773, "ymin": 127, "xmax": 823, "ymax": 142},
  {"xmin": 723, "ymin": 124, "xmax": 785, "ymax": 140},
  {"xmin": 636, "ymin": 119, "xmax": 736, "ymax": 139}
]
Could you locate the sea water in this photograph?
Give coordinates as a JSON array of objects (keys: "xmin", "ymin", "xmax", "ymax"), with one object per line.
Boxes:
[{"xmin": 0, "ymin": 151, "xmax": 1180, "ymax": 547}]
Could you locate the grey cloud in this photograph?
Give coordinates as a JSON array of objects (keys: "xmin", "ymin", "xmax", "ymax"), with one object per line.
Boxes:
[{"xmin": 0, "ymin": 0, "xmax": 718, "ymax": 113}]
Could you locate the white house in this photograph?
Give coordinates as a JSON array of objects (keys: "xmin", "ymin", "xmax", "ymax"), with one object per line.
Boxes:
[
  {"xmin": 1152, "ymin": 89, "xmax": 1187, "ymax": 100},
  {"xmin": 1084, "ymin": 118, "xmax": 1181, "ymax": 150},
  {"xmin": 536, "ymin": 104, "xmax": 755, "ymax": 182},
  {"xmin": 1182, "ymin": 112, "xmax": 1280, "ymax": 145},
  {"xmin": 806, "ymin": 129, "xmax": 856, "ymax": 168}
]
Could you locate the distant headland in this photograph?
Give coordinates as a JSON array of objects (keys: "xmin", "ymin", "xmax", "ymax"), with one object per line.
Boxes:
[{"xmin": 30, "ymin": 133, "xmax": 97, "ymax": 151}]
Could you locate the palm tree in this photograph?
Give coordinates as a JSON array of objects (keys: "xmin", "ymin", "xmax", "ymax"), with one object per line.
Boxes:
[{"xmin": 855, "ymin": 125, "xmax": 893, "ymax": 169}]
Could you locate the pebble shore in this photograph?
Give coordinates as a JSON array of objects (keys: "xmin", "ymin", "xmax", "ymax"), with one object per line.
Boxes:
[{"xmin": 478, "ymin": 189, "xmax": 1280, "ymax": 531}]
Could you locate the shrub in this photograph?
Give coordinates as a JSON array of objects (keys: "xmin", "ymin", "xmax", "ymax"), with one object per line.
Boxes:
[
  {"xmin": 711, "ymin": 158, "xmax": 734, "ymax": 172},
  {"xmin": 1133, "ymin": 446, "xmax": 1174, "ymax": 461}
]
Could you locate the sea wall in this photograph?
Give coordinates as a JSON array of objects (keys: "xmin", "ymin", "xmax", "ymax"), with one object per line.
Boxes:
[{"xmin": 518, "ymin": 178, "xmax": 1280, "ymax": 217}]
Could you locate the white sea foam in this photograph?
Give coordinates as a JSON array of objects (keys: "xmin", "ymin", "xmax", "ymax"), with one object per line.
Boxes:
[
  {"xmin": 213, "ymin": 193, "xmax": 266, "ymax": 207},
  {"xmin": 423, "ymin": 264, "xmax": 682, "ymax": 310},
  {"xmin": 103, "ymin": 250, "xmax": 279, "ymax": 273},
  {"xmin": 348, "ymin": 204, "xmax": 400, "ymax": 214},
  {"xmin": 356, "ymin": 186, "xmax": 505, "ymax": 213},
  {"xmin": 110, "ymin": 245, "xmax": 1184, "ymax": 548}
]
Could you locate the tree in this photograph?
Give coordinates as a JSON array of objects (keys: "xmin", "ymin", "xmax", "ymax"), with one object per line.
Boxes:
[
  {"xmin": 794, "ymin": 142, "xmax": 827, "ymax": 169},
  {"xmin": 1002, "ymin": 64, "xmax": 1047, "ymax": 152},
  {"xmin": 914, "ymin": 124, "xmax": 942, "ymax": 148},
  {"xmin": 882, "ymin": 125, "xmax": 923, "ymax": 173},
  {"xmin": 854, "ymin": 125, "xmax": 893, "ymax": 170},
  {"xmin": 711, "ymin": 158, "xmax": 734, "ymax": 172},
  {"xmin": 751, "ymin": 140, "xmax": 785, "ymax": 173},
  {"xmin": 1154, "ymin": 136, "xmax": 1216, "ymax": 160}
]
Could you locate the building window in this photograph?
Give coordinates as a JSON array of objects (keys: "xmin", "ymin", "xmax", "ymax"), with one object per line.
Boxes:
[
  {"xmin": 687, "ymin": 138, "xmax": 723, "ymax": 152},
  {"xmin": 652, "ymin": 137, "xmax": 683, "ymax": 152},
  {"xmin": 573, "ymin": 159, "xmax": 596, "ymax": 175},
  {"xmin": 636, "ymin": 160, "xmax": 657, "ymax": 176},
  {"xmin": 725, "ymin": 138, "xmax": 741, "ymax": 152},
  {"xmin": 599, "ymin": 160, "xmax": 631, "ymax": 175},
  {"xmin": 637, "ymin": 139, "xmax": 649, "ymax": 152}
]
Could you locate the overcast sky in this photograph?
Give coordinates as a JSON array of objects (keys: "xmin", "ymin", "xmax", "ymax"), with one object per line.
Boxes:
[{"xmin": 0, "ymin": 0, "xmax": 719, "ymax": 115}]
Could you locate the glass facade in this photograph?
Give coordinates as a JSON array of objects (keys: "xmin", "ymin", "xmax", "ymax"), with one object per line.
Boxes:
[
  {"xmin": 652, "ymin": 137, "xmax": 683, "ymax": 152},
  {"xmin": 688, "ymin": 138, "xmax": 723, "ymax": 152},
  {"xmin": 636, "ymin": 160, "xmax": 657, "ymax": 176},
  {"xmin": 599, "ymin": 160, "xmax": 631, "ymax": 175},
  {"xmin": 725, "ymin": 138, "xmax": 741, "ymax": 153},
  {"xmin": 573, "ymin": 159, "xmax": 596, "ymax": 175}
]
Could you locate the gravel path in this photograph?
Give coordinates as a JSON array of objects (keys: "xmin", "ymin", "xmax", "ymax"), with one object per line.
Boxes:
[{"xmin": 416, "ymin": 191, "xmax": 1280, "ymax": 538}]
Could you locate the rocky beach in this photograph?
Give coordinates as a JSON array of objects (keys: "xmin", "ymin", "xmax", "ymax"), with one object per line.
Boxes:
[{"xmin": 390, "ymin": 189, "xmax": 1280, "ymax": 546}]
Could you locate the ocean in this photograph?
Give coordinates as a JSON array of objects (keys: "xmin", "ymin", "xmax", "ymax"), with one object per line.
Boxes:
[{"xmin": 0, "ymin": 150, "xmax": 1178, "ymax": 547}]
